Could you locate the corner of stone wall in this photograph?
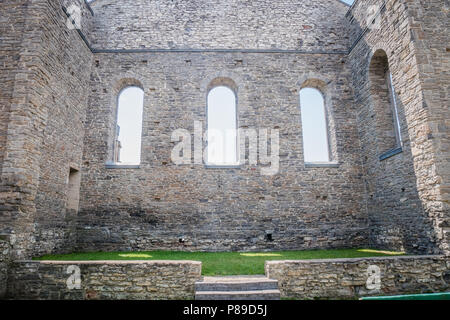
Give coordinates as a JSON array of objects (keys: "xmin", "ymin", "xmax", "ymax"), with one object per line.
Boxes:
[{"xmin": 0, "ymin": 234, "xmax": 12, "ymax": 299}]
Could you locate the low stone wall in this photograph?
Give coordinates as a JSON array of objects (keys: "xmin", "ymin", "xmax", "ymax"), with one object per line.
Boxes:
[
  {"xmin": 265, "ymin": 255, "xmax": 450, "ymax": 300},
  {"xmin": 7, "ymin": 260, "xmax": 202, "ymax": 300},
  {"xmin": 0, "ymin": 235, "xmax": 11, "ymax": 298}
]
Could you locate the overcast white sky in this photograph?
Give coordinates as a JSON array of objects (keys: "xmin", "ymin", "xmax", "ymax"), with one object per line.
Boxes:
[{"xmin": 116, "ymin": 87, "xmax": 144, "ymax": 164}]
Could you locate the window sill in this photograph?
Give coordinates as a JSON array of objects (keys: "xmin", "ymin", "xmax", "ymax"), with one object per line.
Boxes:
[
  {"xmin": 305, "ymin": 162, "xmax": 340, "ymax": 168},
  {"xmin": 105, "ymin": 163, "xmax": 140, "ymax": 169},
  {"xmin": 379, "ymin": 147, "xmax": 403, "ymax": 161},
  {"xmin": 204, "ymin": 164, "xmax": 242, "ymax": 169}
]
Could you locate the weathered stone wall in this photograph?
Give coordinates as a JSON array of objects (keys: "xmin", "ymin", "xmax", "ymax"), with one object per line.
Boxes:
[
  {"xmin": 405, "ymin": 0, "xmax": 450, "ymax": 254},
  {"xmin": 0, "ymin": 0, "xmax": 29, "ymax": 173},
  {"xmin": 0, "ymin": 0, "xmax": 38, "ymax": 259},
  {"xmin": 346, "ymin": 0, "xmax": 442, "ymax": 253},
  {"xmin": 7, "ymin": 260, "xmax": 202, "ymax": 300},
  {"xmin": 32, "ymin": 0, "xmax": 93, "ymax": 256},
  {"xmin": 79, "ymin": 49, "xmax": 368, "ymax": 252},
  {"xmin": 0, "ymin": 235, "xmax": 11, "ymax": 298},
  {"xmin": 89, "ymin": 0, "xmax": 351, "ymax": 51},
  {"xmin": 61, "ymin": 0, "xmax": 94, "ymax": 44},
  {"xmin": 76, "ymin": 0, "xmax": 369, "ymax": 252},
  {"xmin": 0, "ymin": 0, "xmax": 93, "ymax": 259},
  {"xmin": 0, "ymin": 0, "xmax": 447, "ymax": 258},
  {"xmin": 265, "ymin": 255, "xmax": 450, "ymax": 299}
]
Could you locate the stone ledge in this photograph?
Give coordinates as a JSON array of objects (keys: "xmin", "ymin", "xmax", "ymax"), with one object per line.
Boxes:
[
  {"xmin": 265, "ymin": 254, "xmax": 447, "ymax": 265},
  {"xmin": 265, "ymin": 255, "xmax": 450, "ymax": 300},
  {"xmin": 19, "ymin": 260, "xmax": 201, "ymax": 265},
  {"xmin": 304, "ymin": 162, "xmax": 340, "ymax": 168},
  {"xmin": 379, "ymin": 147, "xmax": 403, "ymax": 161},
  {"xmin": 7, "ymin": 260, "xmax": 202, "ymax": 300},
  {"xmin": 105, "ymin": 163, "xmax": 140, "ymax": 169}
]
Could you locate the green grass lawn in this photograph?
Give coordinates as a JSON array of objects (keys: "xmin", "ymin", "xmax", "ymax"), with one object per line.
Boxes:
[{"xmin": 35, "ymin": 248, "xmax": 405, "ymax": 276}]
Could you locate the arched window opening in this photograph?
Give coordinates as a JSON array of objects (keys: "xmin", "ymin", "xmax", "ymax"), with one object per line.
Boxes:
[
  {"xmin": 300, "ymin": 87, "xmax": 330, "ymax": 163},
  {"xmin": 114, "ymin": 86, "xmax": 144, "ymax": 164},
  {"xmin": 206, "ymin": 86, "xmax": 238, "ymax": 166},
  {"xmin": 369, "ymin": 50, "xmax": 402, "ymax": 156}
]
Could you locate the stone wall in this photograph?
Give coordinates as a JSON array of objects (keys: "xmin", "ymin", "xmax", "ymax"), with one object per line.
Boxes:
[
  {"xmin": 78, "ymin": 49, "xmax": 368, "ymax": 252},
  {"xmin": 0, "ymin": 0, "xmax": 93, "ymax": 259},
  {"xmin": 405, "ymin": 0, "xmax": 450, "ymax": 254},
  {"xmin": 265, "ymin": 255, "xmax": 450, "ymax": 299},
  {"xmin": 346, "ymin": 0, "xmax": 442, "ymax": 254},
  {"xmin": 0, "ymin": 0, "xmax": 447, "ymax": 258},
  {"xmin": 0, "ymin": 0, "xmax": 28, "ymax": 174},
  {"xmin": 32, "ymin": 0, "xmax": 93, "ymax": 256},
  {"xmin": 61, "ymin": 0, "xmax": 94, "ymax": 44},
  {"xmin": 0, "ymin": 0, "xmax": 39, "ymax": 259},
  {"xmin": 0, "ymin": 235, "xmax": 11, "ymax": 298},
  {"xmin": 7, "ymin": 260, "xmax": 202, "ymax": 300},
  {"xmin": 89, "ymin": 0, "xmax": 351, "ymax": 51}
]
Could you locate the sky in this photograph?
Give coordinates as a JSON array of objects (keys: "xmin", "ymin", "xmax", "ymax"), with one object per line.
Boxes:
[
  {"xmin": 116, "ymin": 87, "xmax": 144, "ymax": 164},
  {"xmin": 207, "ymin": 86, "xmax": 238, "ymax": 165},
  {"xmin": 299, "ymin": 88, "xmax": 330, "ymax": 162}
]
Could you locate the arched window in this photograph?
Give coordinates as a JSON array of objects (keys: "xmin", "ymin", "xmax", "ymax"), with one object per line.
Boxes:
[
  {"xmin": 369, "ymin": 49, "xmax": 402, "ymax": 157},
  {"xmin": 206, "ymin": 85, "xmax": 238, "ymax": 165},
  {"xmin": 300, "ymin": 87, "xmax": 330, "ymax": 163},
  {"xmin": 114, "ymin": 86, "xmax": 144, "ymax": 164}
]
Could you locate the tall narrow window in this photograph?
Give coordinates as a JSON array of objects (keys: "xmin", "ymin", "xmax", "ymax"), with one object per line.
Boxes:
[
  {"xmin": 207, "ymin": 86, "xmax": 238, "ymax": 165},
  {"xmin": 369, "ymin": 49, "xmax": 403, "ymax": 157},
  {"xmin": 115, "ymin": 86, "xmax": 144, "ymax": 164},
  {"xmin": 300, "ymin": 88, "xmax": 330, "ymax": 163}
]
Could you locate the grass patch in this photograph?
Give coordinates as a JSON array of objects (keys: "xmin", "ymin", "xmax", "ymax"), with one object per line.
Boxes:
[{"xmin": 35, "ymin": 248, "xmax": 405, "ymax": 276}]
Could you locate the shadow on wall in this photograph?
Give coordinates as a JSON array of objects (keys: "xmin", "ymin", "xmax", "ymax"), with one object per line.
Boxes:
[{"xmin": 347, "ymin": 2, "xmax": 439, "ymax": 254}]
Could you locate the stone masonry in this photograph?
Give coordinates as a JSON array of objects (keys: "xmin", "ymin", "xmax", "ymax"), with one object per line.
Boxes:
[
  {"xmin": 0, "ymin": 0, "xmax": 448, "ymax": 264},
  {"xmin": 266, "ymin": 255, "xmax": 450, "ymax": 299},
  {"xmin": 0, "ymin": 235, "xmax": 11, "ymax": 298},
  {"xmin": 7, "ymin": 260, "xmax": 202, "ymax": 300}
]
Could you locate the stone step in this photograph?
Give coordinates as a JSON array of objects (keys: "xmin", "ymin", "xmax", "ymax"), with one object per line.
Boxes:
[
  {"xmin": 195, "ymin": 289, "xmax": 281, "ymax": 301},
  {"xmin": 196, "ymin": 276, "xmax": 279, "ymax": 292},
  {"xmin": 195, "ymin": 276, "xmax": 280, "ymax": 300}
]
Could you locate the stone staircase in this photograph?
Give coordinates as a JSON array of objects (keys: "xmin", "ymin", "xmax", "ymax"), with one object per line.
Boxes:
[{"xmin": 195, "ymin": 275, "xmax": 281, "ymax": 300}]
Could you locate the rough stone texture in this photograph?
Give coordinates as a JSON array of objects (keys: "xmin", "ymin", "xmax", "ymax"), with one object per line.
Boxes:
[
  {"xmin": 33, "ymin": 0, "xmax": 93, "ymax": 257},
  {"xmin": 79, "ymin": 51, "xmax": 367, "ymax": 252},
  {"xmin": 265, "ymin": 255, "xmax": 450, "ymax": 299},
  {"xmin": 347, "ymin": 0, "xmax": 449, "ymax": 254},
  {"xmin": 405, "ymin": 0, "xmax": 450, "ymax": 255},
  {"xmin": 195, "ymin": 276, "xmax": 281, "ymax": 300},
  {"xmin": 7, "ymin": 260, "xmax": 202, "ymax": 300},
  {"xmin": 0, "ymin": 235, "xmax": 11, "ymax": 298},
  {"xmin": 89, "ymin": 0, "xmax": 351, "ymax": 51},
  {"xmin": 0, "ymin": 0, "xmax": 93, "ymax": 259},
  {"xmin": 0, "ymin": 0, "xmax": 28, "ymax": 174},
  {"xmin": 1, "ymin": 0, "xmax": 449, "ymax": 300},
  {"xmin": 0, "ymin": 0, "xmax": 448, "ymax": 261}
]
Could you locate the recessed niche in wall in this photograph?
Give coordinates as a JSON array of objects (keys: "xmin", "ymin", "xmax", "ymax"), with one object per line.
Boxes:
[{"xmin": 67, "ymin": 168, "xmax": 81, "ymax": 213}]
